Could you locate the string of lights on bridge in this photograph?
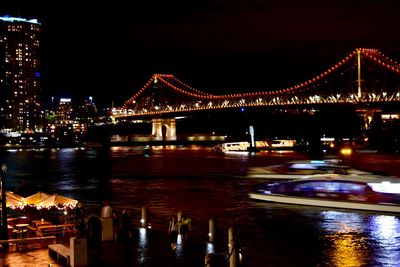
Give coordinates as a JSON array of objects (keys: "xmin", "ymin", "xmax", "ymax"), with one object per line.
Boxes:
[
  {"xmin": 363, "ymin": 51, "xmax": 400, "ymax": 74},
  {"xmin": 115, "ymin": 48, "xmax": 400, "ymax": 117}
]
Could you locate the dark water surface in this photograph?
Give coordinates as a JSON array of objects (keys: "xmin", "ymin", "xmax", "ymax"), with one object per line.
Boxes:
[{"xmin": 1, "ymin": 147, "xmax": 400, "ymax": 266}]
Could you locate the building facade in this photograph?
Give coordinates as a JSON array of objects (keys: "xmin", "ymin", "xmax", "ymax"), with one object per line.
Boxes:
[
  {"xmin": 45, "ymin": 97, "xmax": 94, "ymax": 146},
  {"xmin": 0, "ymin": 16, "xmax": 42, "ymax": 132}
]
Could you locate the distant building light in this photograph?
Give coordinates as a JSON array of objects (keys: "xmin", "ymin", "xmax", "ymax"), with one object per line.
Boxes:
[
  {"xmin": 5, "ymin": 131, "xmax": 21, "ymax": 137},
  {"xmin": 60, "ymin": 98, "xmax": 71, "ymax": 103},
  {"xmin": 0, "ymin": 16, "xmax": 41, "ymax": 25},
  {"xmin": 320, "ymin": 137, "xmax": 335, "ymax": 142},
  {"xmin": 382, "ymin": 114, "xmax": 399, "ymax": 120}
]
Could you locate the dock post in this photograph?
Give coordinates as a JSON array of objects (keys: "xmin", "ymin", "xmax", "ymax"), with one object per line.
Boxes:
[
  {"xmin": 70, "ymin": 237, "xmax": 87, "ymax": 267},
  {"xmin": 140, "ymin": 207, "xmax": 148, "ymax": 228},
  {"xmin": 228, "ymin": 226, "xmax": 240, "ymax": 267},
  {"xmin": 100, "ymin": 218, "xmax": 113, "ymax": 241},
  {"xmin": 209, "ymin": 218, "xmax": 216, "ymax": 243},
  {"xmin": 177, "ymin": 211, "xmax": 183, "ymax": 222},
  {"xmin": 205, "ymin": 253, "xmax": 215, "ymax": 267}
]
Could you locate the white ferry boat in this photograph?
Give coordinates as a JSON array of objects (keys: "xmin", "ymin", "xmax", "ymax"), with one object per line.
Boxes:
[
  {"xmin": 270, "ymin": 139, "xmax": 296, "ymax": 148},
  {"xmin": 247, "ymin": 160, "xmax": 373, "ymax": 180},
  {"xmin": 213, "ymin": 140, "xmax": 286, "ymax": 153},
  {"xmin": 249, "ymin": 174, "xmax": 400, "ymax": 213},
  {"xmin": 213, "ymin": 141, "xmax": 250, "ymax": 153}
]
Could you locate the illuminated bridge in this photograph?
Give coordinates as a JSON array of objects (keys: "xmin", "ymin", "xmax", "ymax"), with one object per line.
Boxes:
[{"xmin": 113, "ymin": 48, "xmax": 400, "ymax": 119}]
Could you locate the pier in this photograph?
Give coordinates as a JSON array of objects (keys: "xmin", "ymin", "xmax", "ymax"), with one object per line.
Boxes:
[{"xmin": 1, "ymin": 207, "xmax": 239, "ymax": 267}]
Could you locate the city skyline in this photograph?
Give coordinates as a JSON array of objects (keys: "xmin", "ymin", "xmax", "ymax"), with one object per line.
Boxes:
[{"xmin": 1, "ymin": 1, "xmax": 400, "ymax": 107}]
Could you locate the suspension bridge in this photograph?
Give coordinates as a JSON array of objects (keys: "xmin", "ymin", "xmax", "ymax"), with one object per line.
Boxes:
[{"xmin": 112, "ymin": 48, "xmax": 400, "ymax": 119}]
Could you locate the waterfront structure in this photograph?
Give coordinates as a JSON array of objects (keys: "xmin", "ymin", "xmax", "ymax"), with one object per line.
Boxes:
[
  {"xmin": 0, "ymin": 164, "xmax": 8, "ymax": 244},
  {"xmin": 108, "ymin": 48, "xmax": 400, "ymax": 149},
  {"xmin": 46, "ymin": 97, "xmax": 94, "ymax": 146},
  {"xmin": 0, "ymin": 16, "xmax": 42, "ymax": 132},
  {"xmin": 113, "ymin": 49, "xmax": 400, "ymax": 118},
  {"xmin": 56, "ymin": 98, "xmax": 73, "ymax": 121}
]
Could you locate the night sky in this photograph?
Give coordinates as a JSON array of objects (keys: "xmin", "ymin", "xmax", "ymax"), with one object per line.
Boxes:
[{"xmin": 2, "ymin": 0, "xmax": 400, "ymax": 107}]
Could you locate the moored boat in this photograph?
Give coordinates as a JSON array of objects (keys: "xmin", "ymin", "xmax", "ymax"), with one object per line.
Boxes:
[
  {"xmin": 249, "ymin": 174, "xmax": 400, "ymax": 213},
  {"xmin": 213, "ymin": 141, "xmax": 250, "ymax": 153}
]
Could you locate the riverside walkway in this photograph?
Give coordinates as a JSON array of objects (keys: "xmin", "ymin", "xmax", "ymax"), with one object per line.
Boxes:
[{"xmin": 0, "ymin": 228, "xmax": 226, "ymax": 267}]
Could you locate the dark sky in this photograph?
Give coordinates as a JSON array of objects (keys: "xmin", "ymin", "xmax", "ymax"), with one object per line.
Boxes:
[{"xmin": 2, "ymin": 0, "xmax": 400, "ymax": 107}]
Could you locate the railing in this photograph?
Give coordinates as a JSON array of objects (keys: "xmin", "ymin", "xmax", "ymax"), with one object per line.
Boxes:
[{"xmin": 0, "ymin": 236, "xmax": 57, "ymax": 251}]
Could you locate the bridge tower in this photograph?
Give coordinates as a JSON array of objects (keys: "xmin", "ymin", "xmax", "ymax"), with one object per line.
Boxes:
[
  {"xmin": 357, "ymin": 49, "xmax": 362, "ymax": 98},
  {"xmin": 152, "ymin": 118, "xmax": 177, "ymax": 141}
]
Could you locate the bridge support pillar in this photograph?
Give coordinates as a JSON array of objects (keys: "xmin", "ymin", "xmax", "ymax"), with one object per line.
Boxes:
[
  {"xmin": 152, "ymin": 118, "xmax": 177, "ymax": 141},
  {"xmin": 356, "ymin": 108, "xmax": 381, "ymax": 131}
]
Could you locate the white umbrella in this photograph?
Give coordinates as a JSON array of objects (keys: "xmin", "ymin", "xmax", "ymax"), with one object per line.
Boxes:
[
  {"xmin": 4, "ymin": 191, "xmax": 24, "ymax": 207},
  {"xmin": 24, "ymin": 191, "xmax": 51, "ymax": 205},
  {"xmin": 38, "ymin": 194, "xmax": 78, "ymax": 208}
]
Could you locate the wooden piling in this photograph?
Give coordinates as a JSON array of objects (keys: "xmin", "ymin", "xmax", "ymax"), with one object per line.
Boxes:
[
  {"xmin": 205, "ymin": 253, "xmax": 215, "ymax": 267},
  {"xmin": 228, "ymin": 226, "xmax": 240, "ymax": 267},
  {"xmin": 177, "ymin": 211, "xmax": 183, "ymax": 222},
  {"xmin": 209, "ymin": 218, "xmax": 216, "ymax": 243},
  {"xmin": 141, "ymin": 207, "xmax": 148, "ymax": 228}
]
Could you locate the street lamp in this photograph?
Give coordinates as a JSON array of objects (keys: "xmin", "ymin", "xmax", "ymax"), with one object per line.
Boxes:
[{"xmin": 1, "ymin": 163, "xmax": 8, "ymax": 243}]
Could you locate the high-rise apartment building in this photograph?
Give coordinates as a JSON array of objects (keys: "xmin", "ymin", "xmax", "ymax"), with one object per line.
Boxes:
[{"xmin": 0, "ymin": 16, "xmax": 42, "ymax": 132}]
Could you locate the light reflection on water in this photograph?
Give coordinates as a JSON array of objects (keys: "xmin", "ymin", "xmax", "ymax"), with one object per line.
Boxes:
[
  {"xmin": 369, "ymin": 215, "xmax": 400, "ymax": 266},
  {"xmin": 1, "ymin": 148, "xmax": 400, "ymax": 266},
  {"xmin": 320, "ymin": 211, "xmax": 367, "ymax": 267},
  {"xmin": 138, "ymin": 228, "xmax": 149, "ymax": 265},
  {"xmin": 320, "ymin": 211, "xmax": 364, "ymax": 233},
  {"xmin": 175, "ymin": 234, "xmax": 183, "ymax": 257},
  {"xmin": 319, "ymin": 210, "xmax": 400, "ymax": 267},
  {"xmin": 206, "ymin": 243, "xmax": 215, "ymax": 254}
]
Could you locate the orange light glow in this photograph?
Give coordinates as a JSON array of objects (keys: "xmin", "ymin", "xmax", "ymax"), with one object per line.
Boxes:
[{"xmin": 340, "ymin": 148, "xmax": 352, "ymax": 156}]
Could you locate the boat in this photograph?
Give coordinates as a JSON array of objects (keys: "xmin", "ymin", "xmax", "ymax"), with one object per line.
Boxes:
[
  {"xmin": 213, "ymin": 142, "xmax": 250, "ymax": 153},
  {"xmin": 213, "ymin": 139, "xmax": 296, "ymax": 153},
  {"xmin": 249, "ymin": 174, "xmax": 400, "ymax": 213},
  {"xmin": 269, "ymin": 139, "xmax": 296, "ymax": 149},
  {"xmin": 246, "ymin": 160, "xmax": 373, "ymax": 180}
]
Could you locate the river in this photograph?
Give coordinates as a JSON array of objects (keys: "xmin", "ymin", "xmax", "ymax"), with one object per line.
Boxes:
[{"xmin": 1, "ymin": 146, "xmax": 400, "ymax": 266}]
